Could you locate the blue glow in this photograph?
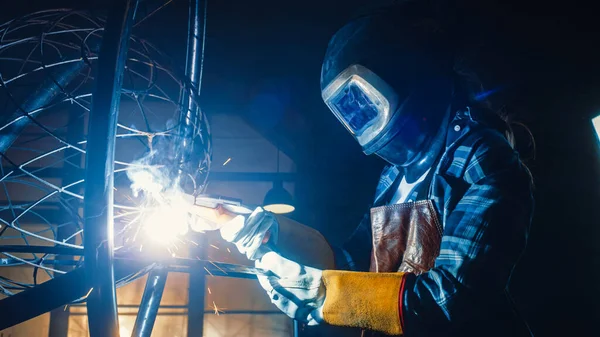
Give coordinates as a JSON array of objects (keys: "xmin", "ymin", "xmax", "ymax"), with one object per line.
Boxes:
[{"xmin": 474, "ymin": 86, "xmax": 503, "ymax": 101}]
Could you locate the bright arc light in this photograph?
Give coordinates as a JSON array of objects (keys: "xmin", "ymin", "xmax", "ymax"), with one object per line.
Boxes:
[
  {"xmin": 593, "ymin": 115, "xmax": 600, "ymax": 143},
  {"xmin": 142, "ymin": 195, "xmax": 190, "ymax": 245}
]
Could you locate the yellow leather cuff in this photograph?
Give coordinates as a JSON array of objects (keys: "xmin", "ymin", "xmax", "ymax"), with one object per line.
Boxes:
[{"xmin": 321, "ymin": 270, "xmax": 405, "ymax": 335}]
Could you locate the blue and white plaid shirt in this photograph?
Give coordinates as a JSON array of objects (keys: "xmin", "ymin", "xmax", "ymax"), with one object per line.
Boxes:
[{"xmin": 338, "ymin": 109, "xmax": 534, "ymax": 335}]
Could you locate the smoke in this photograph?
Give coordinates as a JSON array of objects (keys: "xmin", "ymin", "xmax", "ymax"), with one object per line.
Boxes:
[{"xmin": 125, "ymin": 147, "xmax": 192, "ymax": 248}]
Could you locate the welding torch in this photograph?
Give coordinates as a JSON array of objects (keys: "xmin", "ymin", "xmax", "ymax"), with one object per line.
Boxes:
[{"xmin": 185, "ymin": 194, "xmax": 253, "ymax": 231}]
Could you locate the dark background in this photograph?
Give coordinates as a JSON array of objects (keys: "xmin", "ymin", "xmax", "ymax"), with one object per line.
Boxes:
[{"xmin": 2, "ymin": 0, "xmax": 600, "ymax": 336}]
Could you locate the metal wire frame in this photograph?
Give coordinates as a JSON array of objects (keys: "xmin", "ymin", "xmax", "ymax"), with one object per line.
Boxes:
[{"xmin": 0, "ymin": 4, "xmax": 211, "ymax": 299}]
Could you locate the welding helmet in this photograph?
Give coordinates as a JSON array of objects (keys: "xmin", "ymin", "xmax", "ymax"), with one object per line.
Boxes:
[{"xmin": 321, "ymin": 8, "xmax": 458, "ymax": 167}]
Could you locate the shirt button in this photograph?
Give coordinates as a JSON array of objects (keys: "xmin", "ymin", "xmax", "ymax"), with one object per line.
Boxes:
[{"xmin": 454, "ymin": 125, "xmax": 461, "ymax": 132}]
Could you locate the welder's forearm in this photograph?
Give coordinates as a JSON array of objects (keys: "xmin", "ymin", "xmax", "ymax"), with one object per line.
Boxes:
[{"xmin": 321, "ymin": 270, "xmax": 407, "ymax": 336}]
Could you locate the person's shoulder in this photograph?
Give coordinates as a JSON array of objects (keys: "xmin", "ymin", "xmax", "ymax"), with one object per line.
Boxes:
[{"xmin": 446, "ymin": 126, "xmax": 521, "ymax": 184}]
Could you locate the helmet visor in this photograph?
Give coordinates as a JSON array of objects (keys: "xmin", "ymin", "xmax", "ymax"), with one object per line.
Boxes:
[{"xmin": 322, "ymin": 65, "xmax": 397, "ymax": 146}]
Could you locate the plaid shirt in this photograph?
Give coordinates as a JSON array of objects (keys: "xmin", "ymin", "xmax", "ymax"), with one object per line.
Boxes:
[{"xmin": 338, "ymin": 109, "xmax": 534, "ymax": 335}]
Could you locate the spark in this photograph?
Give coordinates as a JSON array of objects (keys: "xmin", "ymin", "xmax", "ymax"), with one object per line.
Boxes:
[
  {"xmin": 211, "ymin": 301, "xmax": 226, "ymax": 315},
  {"xmin": 207, "ymin": 287, "xmax": 212, "ymax": 294},
  {"xmin": 189, "ymin": 240, "xmax": 198, "ymax": 246},
  {"xmin": 203, "ymin": 266, "xmax": 213, "ymax": 277},
  {"xmin": 84, "ymin": 287, "xmax": 94, "ymax": 299},
  {"xmin": 210, "ymin": 244, "xmax": 219, "ymax": 250},
  {"xmin": 226, "ymin": 247, "xmax": 231, "ymax": 253},
  {"xmin": 222, "ymin": 157, "xmax": 232, "ymax": 166},
  {"xmin": 209, "ymin": 261, "xmax": 227, "ymax": 275}
]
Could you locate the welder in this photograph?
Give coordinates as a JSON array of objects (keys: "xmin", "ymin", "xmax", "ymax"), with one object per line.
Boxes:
[{"xmin": 190, "ymin": 2, "xmax": 534, "ymax": 336}]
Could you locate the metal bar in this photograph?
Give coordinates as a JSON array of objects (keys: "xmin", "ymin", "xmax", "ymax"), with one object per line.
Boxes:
[
  {"xmin": 188, "ymin": 235, "xmax": 207, "ymax": 337},
  {"xmin": 182, "ymin": 3, "xmax": 207, "ymax": 335},
  {"xmin": 83, "ymin": 1, "xmax": 139, "ymax": 336},
  {"xmin": 0, "ymin": 61, "xmax": 85, "ymax": 154},
  {"xmin": 0, "ymin": 168, "xmax": 298, "ymax": 181},
  {"xmin": 0, "ymin": 267, "xmax": 89, "ymax": 331},
  {"xmin": 131, "ymin": 267, "xmax": 168, "ymax": 337},
  {"xmin": 0, "ymin": 257, "xmax": 81, "ymax": 266},
  {"xmin": 0, "ymin": 260, "xmax": 153, "ymax": 331},
  {"xmin": 0, "ymin": 245, "xmax": 268, "ymax": 278},
  {"xmin": 0, "ymin": 245, "xmax": 83, "ymax": 255},
  {"xmin": 174, "ymin": 0, "xmax": 206, "ymax": 196},
  {"xmin": 49, "ymin": 102, "xmax": 84, "ymax": 337},
  {"xmin": 70, "ymin": 310, "xmax": 286, "ymax": 316},
  {"xmin": 293, "ymin": 320, "xmax": 299, "ymax": 337}
]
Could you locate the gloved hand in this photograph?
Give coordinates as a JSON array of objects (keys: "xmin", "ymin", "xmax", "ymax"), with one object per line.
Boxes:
[
  {"xmin": 256, "ymin": 251, "xmax": 325, "ymax": 325},
  {"xmin": 219, "ymin": 207, "xmax": 278, "ymax": 261},
  {"xmin": 188, "ymin": 200, "xmax": 277, "ymax": 261},
  {"xmin": 188, "ymin": 194, "xmax": 335, "ymax": 268}
]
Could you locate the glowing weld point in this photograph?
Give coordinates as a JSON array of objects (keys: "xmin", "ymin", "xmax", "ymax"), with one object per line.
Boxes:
[
  {"xmin": 142, "ymin": 200, "xmax": 189, "ymax": 245},
  {"xmin": 222, "ymin": 157, "xmax": 232, "ymax": 166}
]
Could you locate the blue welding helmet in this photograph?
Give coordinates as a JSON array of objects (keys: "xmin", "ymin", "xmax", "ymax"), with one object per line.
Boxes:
[{"xmin": 320, "ymin": 8, "xmax": 457, "ymax": 168}]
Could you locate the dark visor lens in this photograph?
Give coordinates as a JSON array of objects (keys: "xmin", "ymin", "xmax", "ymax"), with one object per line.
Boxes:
[{"xmin": 330, "ymin": 81, "xmax": 379, "ymax": 132}]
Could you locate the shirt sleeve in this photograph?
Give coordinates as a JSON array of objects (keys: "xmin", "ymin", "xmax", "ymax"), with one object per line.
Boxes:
[{"xmin": 401, "ymin": 129, "xmax": 534, "ymax": 335}]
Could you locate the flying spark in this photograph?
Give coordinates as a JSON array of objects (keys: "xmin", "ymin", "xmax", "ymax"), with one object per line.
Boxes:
[
  {"xmin": 222, "ymin": 157, "xmax": 232, "ymax": 166},
  {"xmin": 211, "ymin": 301, "xmax": 226, "ymax": 315}
]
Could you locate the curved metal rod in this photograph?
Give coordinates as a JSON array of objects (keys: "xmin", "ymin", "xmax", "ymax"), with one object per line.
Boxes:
[{"xmin": 83, "ymin": 1, "xmax": 139, "ymax": 336}]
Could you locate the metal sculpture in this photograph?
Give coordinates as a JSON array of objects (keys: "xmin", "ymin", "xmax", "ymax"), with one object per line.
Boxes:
[{"xmin": 0, "ymin": 1, "xmax": 261, "ymax": 336}]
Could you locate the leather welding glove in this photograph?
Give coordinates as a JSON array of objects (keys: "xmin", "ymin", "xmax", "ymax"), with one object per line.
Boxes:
[
  {"xmin": 256, "ymin": 251, "xmax": 408, "ymax": 335},
  {"xmin": 190, "ymin": 201, "xmax": 334, "ymax": 269},
  {"xmin": 219, "ymin": 206, "xmax": 277, "ymax": 261},
  {"xmin": 255, "ymin": 251, "xmax": 325, "ymax": 325},
  {"xmin": 188, "ymin": 201, "xmax": 274, "ymax": 260}
]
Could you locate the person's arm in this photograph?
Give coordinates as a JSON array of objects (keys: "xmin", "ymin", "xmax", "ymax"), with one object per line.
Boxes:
[{"xmin": 321, "ymin": 129, "xmax": 534, "ymax": 335}]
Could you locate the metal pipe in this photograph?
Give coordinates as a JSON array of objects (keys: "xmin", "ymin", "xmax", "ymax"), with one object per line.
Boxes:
[
  {"xmin": 187, "ymin": 235, "xmax": 207, "ymax": 337},
  {"xmin": 0, "ymin": 60, "xmax": 85, "ymax": 153},
  {"xmin": 49, "ymin": 106, "xmax": 84, "ymax": 337},
  {"xmin": 131, "ymin": 267, "xmax": 168, "ymax": 337},
  {"xmin": 83, "ymin": 1, "xmax": 139, "ymax": 336},
  {"xmin": 174, "ymin": 0, "xmax": 207, "ymax": 194}
]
